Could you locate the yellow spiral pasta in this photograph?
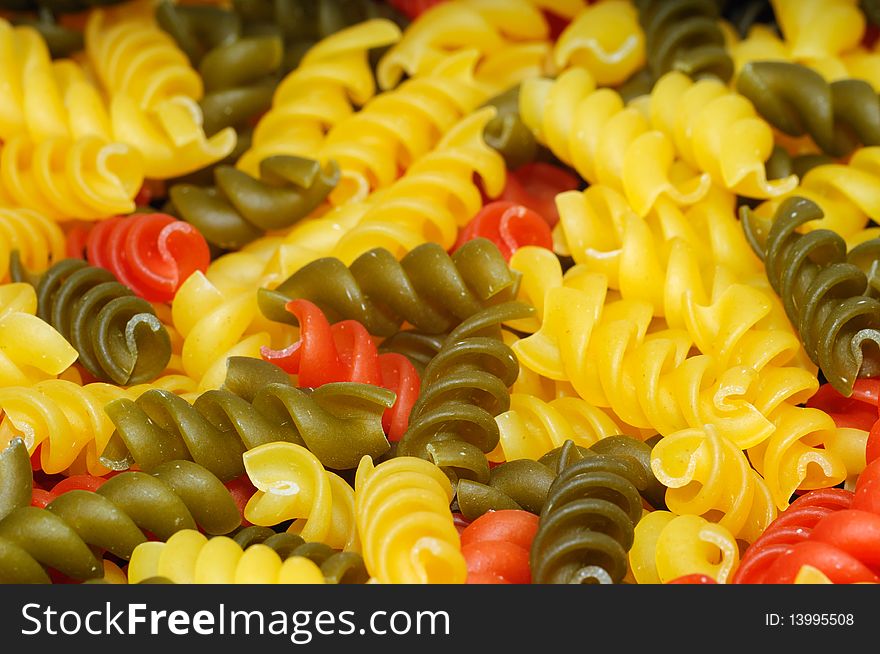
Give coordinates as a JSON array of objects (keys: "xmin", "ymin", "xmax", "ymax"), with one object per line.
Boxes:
[
  {"xmin": 0, "ymin": 134, "xmax": 143, "ymax": 221},
  {"xmin": 0, "ymin": 283, "xmax": 77, "ymax": 388},
  {"xmin": 236, "ymin": 19, "xmax": 403, "ymax": 177},
  {"xmin": 243, "ymin": 442, "xmax": 359, "ymax": 552},
  {"xmin": 629, "ymin": 511, "xmax": 740, "ymax": 584},
  {"xmin": 553, "ymin": 0, "xmax": 645, "ymax": 85},
  {"xmin": 490, "ymin": 393, "xmax": 630, "ymax": 463},
  {"xmin": 170, "ymin": 270, "xmax": 294, "ymax": 391},
  {"xmin": 650, "ymin": 425, "xmax": 777, "ymax": 542},
  {"xmin": 354, "ymin": 455, "xmax": 466, "ymax": 584},
  {"xmin": 0, "ymin": 379, "xmax": 129, "ymax": 475},
  {"xmin": 128, "ymin": 530, "xmax": 326, "ymax": 584},
  {"xmin": 85, "ymin": 5, "xmax": 203, "ymax": 110},
  {"xmin": 752, "ymin": 147, "xmax": 880, "ymax": 239},
  {"xmin": 643, "ymin": 71, "xmax": 799, "ymax": 199},
  {"xmin": 316, "ymin": 49, "xmax": 490, "ymax": 205},
  {"xmin": 520, "ymin": 68, "xmax": 711, "ymax": 217},
  {"xmin": 376, "ymin": 0, "xmax": 575, "ymax": 91},
  {"xmin": 0, "ymin": 207, "xmax": 65, "ymax": 282}
]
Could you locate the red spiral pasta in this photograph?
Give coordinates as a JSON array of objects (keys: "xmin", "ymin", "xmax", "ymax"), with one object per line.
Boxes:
[
  {"xmin": 496, "ymin": 163, "xmax": 581, "ymax": 228},
  {"xmin": 460, "ymin": 509, "xmax": 539, "ymax": 584},
  {"xmin": 454, "ymin": 201, "xmax": 552, "ymax": 261},
  {"xmin": 260, "ymin": 299, "xmax": 420, "ymax": 441},
  {"xmin": 84, "ymin": 213, "xmax": 210, "ymax": 303}
]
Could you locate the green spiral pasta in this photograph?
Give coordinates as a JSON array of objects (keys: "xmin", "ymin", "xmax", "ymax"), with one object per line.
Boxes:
[
  {"xmin": 530, "ymin": 437, "xmax": 661, "ymax": 584},
  {"xmin": 377, "ymin": 330, "xmax": 446, "ymax": 375},
  {"xmin": 481, "ymin": 84, "xmax": 539, "ymax": 170},
  {"xmin": 636, "ymin": 0, "xmax": 733, "ymax": 82},
  {"xmin": 764, "ymin": 146, "xmax": 834, "ymax": 182},
  {"xmin": 168, "ymin": 155, "xmax": 340, "ymax": 250},
  {"xmin": 8, "ymin": 11, "xmax": 83, "ymax": 58},
  {"xmin": 396, "ymin": 302, "xmax": 533, "ymax": 485},
  {"xmin": 736, "ymin": 61, "xmax": 880, "ymax": 157},
  {"xmin": 742, "ymin": 196, "xmax": 880, "ymax": 396},
  {"xmin": 101, "ymin": 382, "xmax": 394, "ymax": 479},
  {"xmin": 457, "ymin": 458, "xmax": 558, "ymax": 521},
  {"xmin": 0, "ymin": 438, "xmax": 31, "ymax": 523},
  {"xmin": 259, "ymin": 238, "xmax": 521, "ymax": 338},
  {"xmin": 12, "ymin": 256, "xmax": 171, "ymax": 386},
  {"xmin": 0, "ymin": 460, "xmax": 240, "ymax": 583}
]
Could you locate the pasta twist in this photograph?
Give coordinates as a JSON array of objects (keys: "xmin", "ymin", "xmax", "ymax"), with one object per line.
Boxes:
[
  {"xmin": 0, "ymin": 134, "xmax": 143, "ymax": 221},
  {"xmin": 230, "ymin": 526, "xmax": 368, "ymax": 583},
  {"xmin": 375, "ymin": 0, "xmax": 560, "ymax": 91},
  {"xmin": 651, "ymin": 425, "xmax": 776, "ymax": 543},
  {"xmin": 519, "ymin": 68, "xmax": 713, "ymax": 217},
  {"xmin": 169, "ymin": 155, "xmax": 340, "ymax": 250},
  {"xmin": 642, "ymin": 70, "xmax": 800, "ymax": 198},
  {"xmin": 629, "ymin": 510, "xmax": 740, "ymax": 584},
  {"xmin": 236, "ymin": 19, "xmax": 402, "ymax": 176},
  {"xmin": 259, "ymin": 237, "xmax": 520, "ymax": 338},
  {"xmin": 736, "ymin": 61, "xmax": 880, "ymax": 157},
  {"xmin": 553, "ymin": 0, "xmax": 645, "ymax": 86},
  {"xmin": 103, "ymin": 379, "xmax": 393, "ymax": 480},
  {"xmin": 634, "ymin": 0, "xmax": 733, "ymax": 82},
  {"xmin": 0, "ymin": 282, "xmax": 77, "ymax": 387},
  {"xmin": 771, "ymin": 0, "xmax": 865, "ymax": 63},
  {"xmin": 530, "ymin": 439, "xmax": 659, "ymax": 584},
  {"xmin": 397, "ymin": 302, "xmax": 533, "ymax": 484},
  {"xmin": 316, "ymin": 49, "xmax": 490, "ymax": 205},
  {"xmin": 742, "ymin": 196, "xmax": 880, "ymax": 396},
  {"xmin": 0, "ymin": 208, "xmax": 64, "ymax": 283},
  {"xmin": 0, "ymin": 459, "xmax": 241, "ymax": 583},
  {"xmin": 242, "ymin": 441, "xmax": 360, "ymax": 552},
  {"xmin": 355, "ymin": 454, "xmax": 467, "ymax": 584},
  {"xmin": 20, "ymin": 258, "xmax": 171, "ymax": 386}
]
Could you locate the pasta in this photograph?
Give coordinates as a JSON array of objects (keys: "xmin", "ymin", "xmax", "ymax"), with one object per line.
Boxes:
[
  {"xmin": 0, "ymin": 208, "xmax": 65, "ymax": 284},
  {"xmin": 258, "ymin": 237, "xmax": 520, "ymax": 337},
  {"xmin": 242, "ymin": 441, "xmax": 360, "ymax": 552},
  {"xmin": 17, "ymin": 257, "xmax": 171, "ymax": 385},
  {"xmin": 397, "ymin": 302, "xmax": 532, "ymax": 484},
  {"xmin": 103, "ymin": 381, "xmax": 393, "ymax": 479},
  {"xmin": 0, "ymin": 458, "xmax": 241, "ymax": 583},
  {"xmin": 355, "ymin": 454, "xmax": 467, "ymax": 584}
]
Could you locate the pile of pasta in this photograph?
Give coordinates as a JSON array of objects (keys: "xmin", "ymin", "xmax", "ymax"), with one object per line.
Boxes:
[{"xmin": 2, "ymin": 0, "xmax": 880, "ymax": 585}]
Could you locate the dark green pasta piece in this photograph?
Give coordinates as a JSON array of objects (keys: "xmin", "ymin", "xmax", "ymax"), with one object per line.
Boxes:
[
  {"xmin": 222, "ymin": 355, "xmax": 292, "ymax": 403},
  {"xmin": 482, "ymin": 85, "xmax": 538, "ymax": 170},
  {"xmin": 11, "ymin": 10, "xmax": 83, "ymax": 58},
  {"xmin": 636, "ymin": 0, "xmax": 733, "ymax": 82},
  {"xmin": 11, "ymin": 255, "xmax": 171, "ymax": 386},
  {"xmin": 0, "ymin": 460, "xmax": 240, "ymax": 583},
  {"xmin": 168, "ymin": 156, "xmax": 340, "ymax": 250},
  {"xmin": 764, "ymin": 145, "xmax": 833, "ymax": 181},
  {"xmin": 259, "ymin": 238, "xmax": 521, "ymax": 337},
  {"xmin": 736, "ymin": 61, "xmax": 880, "ymax": 157},
  {"xmin": 861, "ymin": 0, "xmax": 880, "ymax": 27},
  {"xmin": 396, "ymin": 302, "xmax": 533, "ymax": 485},
  {"xmin": 377, "ymin": 330, "xmax": 446, "ymax": 375},
  {"xmin": 530, "ymin": 437, "xmax": 661, "ymax": 584},
  {"xmin": 156, "ymin": 0, "xmax": 283, "ymax": 137},
  {"xmin": 101, "ymin": 382, "xmax": 394, "ymax": 477},
  {"xmin": 0, "ymin": 438, "xmax": 32, "ymax": 522},
  {"xmin": 742, "ymin": 196, "xmax": 880, "ymax": 396}
]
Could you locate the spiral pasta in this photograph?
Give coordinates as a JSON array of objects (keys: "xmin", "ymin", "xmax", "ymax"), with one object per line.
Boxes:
[
  {"xmin": 0, "ymin": 133, "xmax": 143, "ymax": 221},
  {"xmin": 530, "ymin": 438, "xmax": 660, "ymax": 584},
  {"xmin": 20, "ymin": 257, "xmax": 172, "ymax": 386},
  {"xmin": 0, "ymin": 459, "xmax": 241, "ymax": 583},
  {"xmin": 259, "ymin": 237, "xmax": 520, "ymax": 338},
  {"xmin": 519, "ymin": 68, "xmax": 712, "ymax": 217},
  {"xmin": 0, "ymin": 282, "xmax": 76, "ymax": 387},
  {"xmin": 355, "ymin": 454, "xmax": 467, "ymax": 584},
  {"xmin": 629, "ymin": 510, "xmax": 741, "ymax": 584},
  {"xmin": 0, "ymin": 207, "xmax": 65, "ymax": 283},
  {"xmin": 235, "ymin": 18, "xmax": 402, "ymax": 176},
  {"xmin": 742, "ymin": 196, "xmax": 880, "ymax": 396},
  {"xmin": 242, "ymin": 441, "xmax": 359, "ymax": 552},
  {"xmin": 397, "ymin": 302, "xmax": 532, "ymax": 484}
]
